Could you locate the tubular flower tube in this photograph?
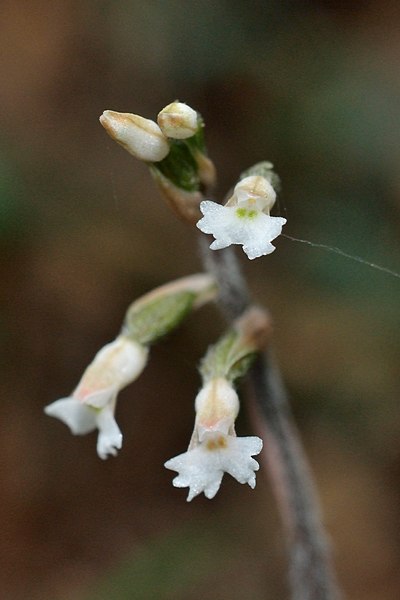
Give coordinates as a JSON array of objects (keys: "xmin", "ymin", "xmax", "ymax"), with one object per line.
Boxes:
[
  {"xmin": 196, "ymin": 175, "xmax": 287, "ymax": 259},
  {"xmin": 44, "ymin": 336, "xmax": 148, "ymax": 459},
  {"xmin": 164, "ymin": 377, "xmax": 263, "ymax": 501}
]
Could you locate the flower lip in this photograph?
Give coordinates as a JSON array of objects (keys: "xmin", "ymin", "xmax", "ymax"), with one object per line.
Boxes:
[
  {"xmin": 196, "ymin": 173, "xmax": 286, "ymax": 259},
  {"xmin": 44, "ymin": 397, "xmax": 97, "ymax": 436},
  {"xmin": 44, "ymin": 396, "xmax": 123, "ymax": 460},
  {"xmin": 165, "ymin": 432, "xmax": 263, "ymax": 501},
  {"xmin": 197, "ymin": 200, "xmax": 286, "ymax": 260},
  {"xmin": 96, "ymin": 403, "xmax": 123, "ymax": 459}
]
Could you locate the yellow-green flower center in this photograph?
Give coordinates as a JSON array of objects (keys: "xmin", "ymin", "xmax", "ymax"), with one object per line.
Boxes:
[{"xmin": 236, "ymin": 208, "xmax": 258, "ymax": 219}]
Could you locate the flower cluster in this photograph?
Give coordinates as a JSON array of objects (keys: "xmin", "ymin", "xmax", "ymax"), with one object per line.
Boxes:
[
  {"xmin": 45, "ymin": 101, "xmax": 285, "ymax": 501},
  {"xmin": 100, "ymin": 101, "xmax": 286, "ymax": 259},
  {"xmin": 99, "ymin": 101, "xmax": 199, "ymax": 162}
]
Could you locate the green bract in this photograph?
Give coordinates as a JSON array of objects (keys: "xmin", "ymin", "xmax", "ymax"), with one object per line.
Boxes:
[
  {"xmin": 200, "ymin": 329, "xmax": 256, "ymax": 384},
  {"xmin": 124, "ymin": 291, "xmax": 196, "ymax": 345},
  {"xmin": 152, "ymin": 141, "xmax": 200, "ymax": 192},
  {"xmin": 240, "ymin": 161, "xmax": 281, "ymax": 193},
  {"xmin": 151, "ymin": 115, "xmax": 207, "ymax": 193}
]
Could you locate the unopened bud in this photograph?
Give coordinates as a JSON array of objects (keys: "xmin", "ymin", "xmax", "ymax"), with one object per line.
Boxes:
[
  {"xmin": 157, "ymin": 101, "xmax": 198, "ymax": 139},
  {"xmin": 99, "ymin": 110, "xmax": 169, "ymax": 162}
]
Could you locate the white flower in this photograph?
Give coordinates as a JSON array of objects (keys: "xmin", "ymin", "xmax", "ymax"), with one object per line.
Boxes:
[
  {"xmin": 196, "ymin": 175, "xmax": 287, "ymax": 260},
  {"xmin": 157, "ymin": 101, "xmax": 198, "ymax": 139},
  {"xmin": 99, "ymin": 110, "xmax": 170, "ymax": 162},
  {"xmin": 164, "ymin": 378, "xmax": 263, "ymax": 501},
  {"xmin": 44, "ymin": 396, "xmax": 123, "ymax": 459},
  {"xmin": 165, "ymin": 433, "xmax": 262, "ymax": 501},
  {"xmin": 44, "ymin": 335, "xmax": 148, "ymax": 459}
]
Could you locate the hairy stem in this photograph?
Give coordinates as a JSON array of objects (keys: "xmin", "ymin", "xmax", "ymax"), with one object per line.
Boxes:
[
  {"xmin": 248, "ymin": 353, "xmax": 341, "ymax": 600},
  {"xmin": 199, "ymin": 238, "xmax": 249, "ymax": 320},
  {"xmin": 199, "ymin": 238, "xmax": 342, "ymax": 600}
]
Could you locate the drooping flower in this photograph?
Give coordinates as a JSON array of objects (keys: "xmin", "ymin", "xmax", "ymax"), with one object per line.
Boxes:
[
  {"xmin": 196, "ymin": 175, "xmax": 286, "ymax": 259},
  {"xmin": 164, "ymin": 377, "xmax": 263, "ymax": 501},
  {"xmin": 44, "ymin": 335, "xmax": 148, "ymax": 459}
]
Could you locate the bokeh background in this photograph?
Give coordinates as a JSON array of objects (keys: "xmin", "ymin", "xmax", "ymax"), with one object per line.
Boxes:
[{"xmin": 1, "ymin": 1, "xmax": 400, "ymax": 599}]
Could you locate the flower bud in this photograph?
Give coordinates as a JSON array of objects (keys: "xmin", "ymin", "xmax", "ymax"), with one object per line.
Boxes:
[
  {"xmin": 99, "ymin": 110, "xmax": 169, "ymax": 162},
  {"xmin": 157, "ymin": 101, "xmax": 198, "ymax": 139},
  {"xmin": 230, "ymin": 175, "xmax": 277, "ymax": 212}
]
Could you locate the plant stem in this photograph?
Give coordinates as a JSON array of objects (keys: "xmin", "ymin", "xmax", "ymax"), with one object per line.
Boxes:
[
  {"xmin": 199, "ymin": 238, "xmax": 342, "ymax": 600},
  {"xmin": 248, "ymin": 352, "xmax": 341, "ymax": 600}
]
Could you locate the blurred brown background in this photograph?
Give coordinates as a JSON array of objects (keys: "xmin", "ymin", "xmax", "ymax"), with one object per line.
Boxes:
[{"xmin": 1, "ymin": 1, "xmax": 400, "ymax": 599}]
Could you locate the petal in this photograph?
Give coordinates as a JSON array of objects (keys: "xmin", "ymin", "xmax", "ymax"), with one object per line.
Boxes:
[
  {"xmin": 197, "ymin": 201, "xmax": 226, "ymax": 234},
  {"xmin": 194, "ymin": 379, "xmax": 239, "ymax": 437},
  {"xmin": 83, "ymin": 386, "xmax": 116, "ymax": 409},
  {"xmin": 241, "ymin": 215, "xmax": 286, "ymax": 259},
  {"xmin": 234, "ymin": 176, "xmax": 276, "ymax": 211},
  {"xmin": 222, "ymin": 437, "xmax": 263, "ymax": 486},
  {"xmin": 44, "ymin": 398, "xmax": 96, "ymax": 435},
  {"xmin": 203, "ymin": 475, "xmax": 224, "ymax": 500},
  {"xmin": 197, "ymin": 203, "xmax": 239, "ymax": 247},
  {"xmin": 165, "ymin": 434, "xmax": 262, "ymax": 500},
  {"xmin": 197, "ymin": 198, "xmax": 286, "ymax": 260},
  {"xmin": 75, "ymin": 337, "xmax": 148, "ymax": 402},
  {"xmin": 165, "ymin": 448, "xmax": 224, "ymax": 501},
  {"xmin": 95, "ymin": 405, "xmax": 123, "ymax": 460},
  {"xmin": 209, "ymin": 238, "xmax": 230, "ymax": 250}
]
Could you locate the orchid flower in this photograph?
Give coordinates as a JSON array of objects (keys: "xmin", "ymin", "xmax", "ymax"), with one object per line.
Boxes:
[
  {"xmin": 165, "ymin": 377, "xmax": 262, "ymax": 501},
  {"xmin": 197, "ymin": 175, "xmax": 286, "ymax": 259},
  {"xmin": 45, "ymin": 335, "xmax": 148, "ymax": 459}
]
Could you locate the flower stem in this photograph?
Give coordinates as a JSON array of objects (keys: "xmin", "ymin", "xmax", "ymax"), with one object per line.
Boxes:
[
  {"xmin": 248, "ymin": 353, "xmax": 341, "ymax": 600},
  {"xmin": 199, "ymin": 238, "xmax": 342, "ymax": 600}
]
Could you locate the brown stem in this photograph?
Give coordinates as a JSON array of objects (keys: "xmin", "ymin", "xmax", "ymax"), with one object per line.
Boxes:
[
  {"xmin": 199, "ymin": 239, "xmax": 342, "ymax": 600},
  {"xmin": 248, "ymin": 352, "xmax": 341, "ymax": 600}
]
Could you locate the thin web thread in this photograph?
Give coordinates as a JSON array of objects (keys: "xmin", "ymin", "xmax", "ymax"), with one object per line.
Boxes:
[{"xmin": 282, "ymin": 234, "xmax": 400, "ymax": 280}]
